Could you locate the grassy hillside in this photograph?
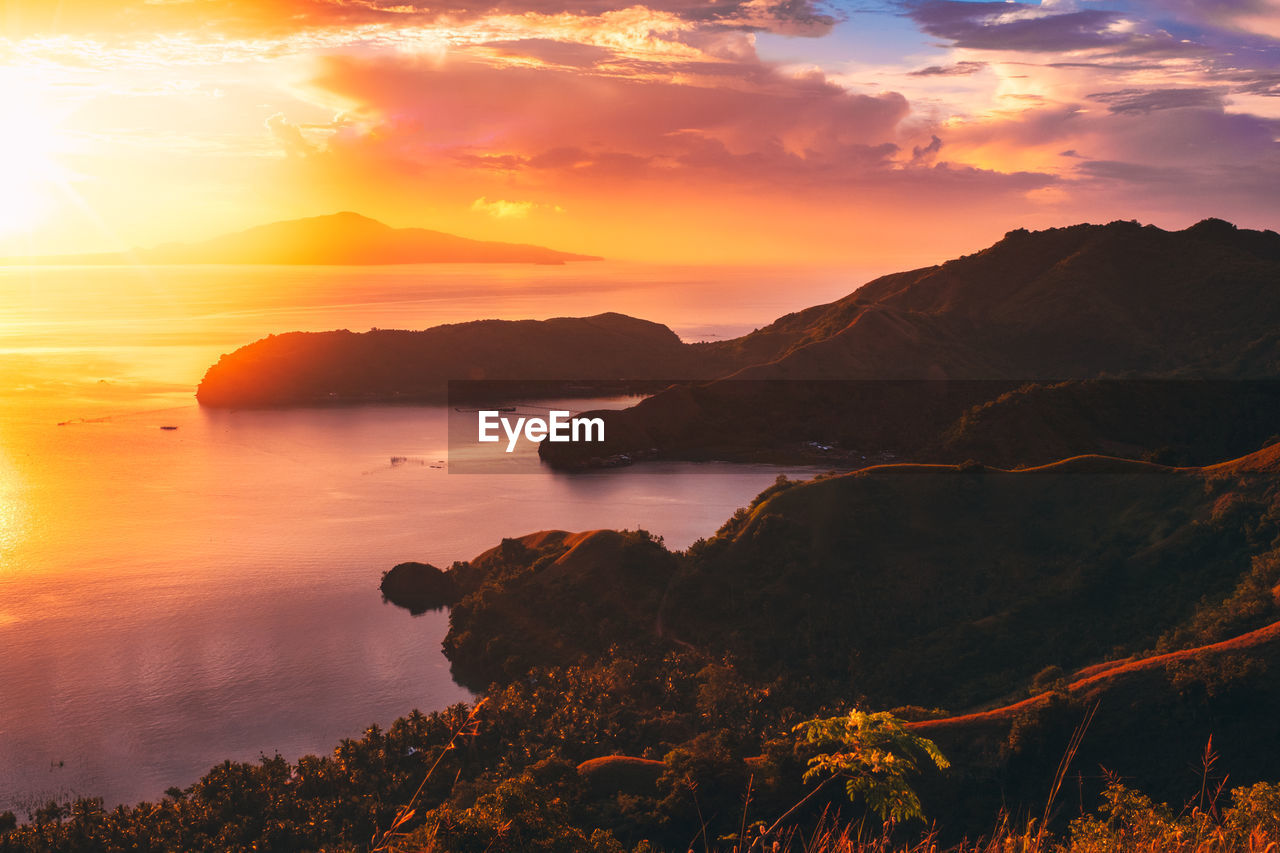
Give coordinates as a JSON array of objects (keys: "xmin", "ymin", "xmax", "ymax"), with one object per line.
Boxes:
[
  {"xmin": 376, "ymin": 442, "xmax": 1280, "ymax": 838},
  {"xmin": 450, "ymin": 444, "xmax": 1280, "ymax": 709}
]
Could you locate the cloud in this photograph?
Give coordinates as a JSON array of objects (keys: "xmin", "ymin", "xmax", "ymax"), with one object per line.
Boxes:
[
  {"xmin": 471, "ymin": 197, "xmax": 535, "ymax": 217},
  {"xmin": 15, "ymin": 0, "xmax": 1279, "ymax": 263},
  {"xmin": 1209, "ymin": 70, "xmax": 1280, "ymax": 97},
  {"xmin": 1088, "ymin": 87, "xmax": 1226, "ymax": 114},
  {"xmin": 304, "ymin": 50, "xmax": 930, "ymax": 190},
  {"xmin": 905, "ymin": 0, "xmax": 1195, "ymax": 55},
  {"xmin": 479, "ymin": 38, "xmax": 615, "ymax": 67},
  {"xmin": 265, "ymin": 113, "xmax": 314, "ymax": 156},
  {"xmin": 908, "ymin": 60, "xmax": 987, "ymax": 76},
  {"xmin": 1075, "ymin": 159, "xmax": 1188, "ymax": 183},
  {"xmin": 911, "ymin": 134, "xmax": 942, "ymax": 162},
  {"xmin": 470, "ymin": 196, "xmax": 565, "ymax": 216}
]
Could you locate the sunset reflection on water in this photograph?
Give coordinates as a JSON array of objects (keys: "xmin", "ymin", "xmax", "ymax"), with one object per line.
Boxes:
[{"xmin": 0, "ymin": 262, "xmax": 848, "ymax": 811}]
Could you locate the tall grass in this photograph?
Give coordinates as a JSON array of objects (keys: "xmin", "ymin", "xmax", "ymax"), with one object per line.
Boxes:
[
  {"xmin": 371, "ymin": 698, "xmax": 487, "ymax": 853},
  {"xmin": 748, "ymin": 778, "xmax": 1280, "ymax": 853},
  {"xmin": 367, "ymin": 701, "xmax": 1280, "ymax": 853}
]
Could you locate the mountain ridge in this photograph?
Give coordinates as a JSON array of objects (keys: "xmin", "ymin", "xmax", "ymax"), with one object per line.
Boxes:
[{"xmin": 538, "ymin": 217, "xmax": 1280, "ymax": 467}]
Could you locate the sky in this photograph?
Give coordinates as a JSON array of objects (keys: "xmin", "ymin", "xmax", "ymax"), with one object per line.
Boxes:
[{"xmin": 0, "ymin": 0, "xmax": 1277, "ymax": 265}]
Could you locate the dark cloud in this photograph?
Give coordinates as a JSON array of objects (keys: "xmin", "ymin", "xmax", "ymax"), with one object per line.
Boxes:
[
  {"xmin": 1130, "ymin": 0, "xmax": 1275, "ymax": 21},
  {"xmin": 908, "ymin": 1, "xmax": 1124, "ymax": 51},
  {"xmin": 894, "ymin": 161, "xmax": 1057, "ymax": 197},
  {"xmin": 1072, "ymin": 157, "xmax": 1280, "ymax": 220},
  {"xmin": 1088, "ymin": 87, "xmax": 1226, "ymax": 114},
  {"xmin": 1076, "ymin": 158, "xmax": 1187, "ymax": 183},
  {"xmin": 1047, "ymin": 60, "xmax": 1174, "ymax": 71},
  {"xmin": 908, "ymin": 60, "xmax": 986, "ymax": 76},
  {"xmin": 730, "ymin": 0, "xmax": 839, "ymax": 36},
  {"xmin": 906, "ymin": 0, "xmax": 1195, "ymax": 55},
  {"xmin": 1102, "ymin": 99, "xmax": 1280, "ymax": 164},
  {"xmin": 1212, "ymin": 71, "xmax": 1280, "ymax": 97},
  {"xmin": 911, "ymin": 134, "xmax": 942, "ymax": 162}
]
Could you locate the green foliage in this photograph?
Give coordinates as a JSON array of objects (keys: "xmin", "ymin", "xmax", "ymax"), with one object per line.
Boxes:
[
  {"xmin": 792, "ymin": 710, "xmax": 949, "ymax": 823},
  {"xmin": 1221, "ymin": 780, "xmax": 1280, "ymax": 840},
  {"xmin": 701, "ymin": 474, "xmax": 801, "ymax": 545},
  {"xmin": 1066, "ymin": 779, "xmax": 1280, "ymax": 852},
  {"xmin": 1159, "ymin": 547, "xmax": 1280, "ymax": 652},
  {"xmin": 1029, "ymin": 665, "xmax": 1068, "ymax": 696},
  {"xmin": 444, "ymin": 529, "xmax": 679, "ymax": 689}
]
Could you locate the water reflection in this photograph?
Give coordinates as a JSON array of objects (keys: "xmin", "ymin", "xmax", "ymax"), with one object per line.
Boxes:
[{"xmin": 0, "ymin": 262, "xmax": 852, "ymax": 812}]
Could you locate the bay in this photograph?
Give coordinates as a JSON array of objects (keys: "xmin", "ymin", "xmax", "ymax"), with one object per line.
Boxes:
[{"xmin": 0, "ymin": 261, "xmax": 868, "ymax": 812}]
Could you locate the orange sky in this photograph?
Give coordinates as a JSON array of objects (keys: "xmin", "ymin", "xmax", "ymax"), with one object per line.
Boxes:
[{"xmin": 1, "ymin": 0, "xmax": 1278, "ymax": 265}]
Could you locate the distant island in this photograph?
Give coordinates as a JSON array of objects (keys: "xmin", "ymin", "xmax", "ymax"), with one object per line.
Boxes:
[{"xmin": 4, "ymin": 211, "xmax": 602, "ymax": 266}]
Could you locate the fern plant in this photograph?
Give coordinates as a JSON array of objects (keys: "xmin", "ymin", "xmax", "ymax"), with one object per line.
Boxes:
[{"xmin": 793, "ymin": 709, "xmax": 950, "ymax": 823}]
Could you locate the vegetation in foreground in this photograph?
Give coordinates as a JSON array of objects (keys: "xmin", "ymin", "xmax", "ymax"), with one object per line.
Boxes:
[{"xmin": 2, "ymin": 685, "xmax": 1280, "ymax": 853}]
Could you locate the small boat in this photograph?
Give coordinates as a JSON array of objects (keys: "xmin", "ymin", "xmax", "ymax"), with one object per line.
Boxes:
[{"xmin": 160, "ymin": 425, "xmax": 178, "ymax": 431}]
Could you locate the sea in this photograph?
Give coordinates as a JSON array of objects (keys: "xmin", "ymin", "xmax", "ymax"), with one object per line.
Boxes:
[{"xmin": 0, "ymin": 261, "xmax": 873, "ymax": 813}]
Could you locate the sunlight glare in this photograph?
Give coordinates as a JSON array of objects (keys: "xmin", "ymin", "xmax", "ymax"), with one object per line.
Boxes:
[{"xmin": 0, "ymin": 73, "xmax": 74, "ymax": 237}]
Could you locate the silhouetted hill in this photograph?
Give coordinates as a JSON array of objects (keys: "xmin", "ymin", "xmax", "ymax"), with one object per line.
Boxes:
[
  {"xmin": 933, "ymin": 379, "xmax": 1280, "ymax": 467},
  {"xmin": 720, "ymin": 217, "xmax": 1279, "ymax": 379},
  {"xmin": 196, "ymin": 312, "xmax": 729, "ymax": 406},
  {"xmin": 542, "ymin": 218, "xmax": 1280, "ymax": 467},
  {"xmin": 8, "ymin": 212, "xmax": 602, "ymax": 265}
]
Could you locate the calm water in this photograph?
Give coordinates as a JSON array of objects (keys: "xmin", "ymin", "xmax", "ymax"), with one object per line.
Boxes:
[{"xmin": 0, "ymin": 261, "xmax": 870, "ymax": 813}]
